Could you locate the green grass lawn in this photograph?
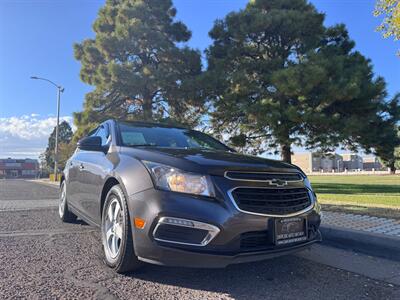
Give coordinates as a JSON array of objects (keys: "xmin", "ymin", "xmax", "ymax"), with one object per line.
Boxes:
[{"xmin": 309, "ymin": 175, "xmax": 400, "ymax": 208}]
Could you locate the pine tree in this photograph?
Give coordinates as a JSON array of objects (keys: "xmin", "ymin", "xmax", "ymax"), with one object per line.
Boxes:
[
  {"xmin": 74, "ymin": 0, "xmax": 203, "ymax": 137},
  {"xmin": 205, "ymin": 0, "xmax": 390, "ymax": 163}
]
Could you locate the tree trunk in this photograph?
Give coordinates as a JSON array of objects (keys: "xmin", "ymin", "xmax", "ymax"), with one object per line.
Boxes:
[
  {"xmin": 281, "ymin": 143, "xmax": 292, "ymax": 163},
  {"xmin": 143, "ymin": 98, "xmax": 152, "ymax": 121},
  {"xmin": 389, "ymin": 162, "xmax": 396, "ymax": 174}
]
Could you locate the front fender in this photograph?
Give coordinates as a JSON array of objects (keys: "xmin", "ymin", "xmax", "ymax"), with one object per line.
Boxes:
[{"xmin": 111, "ymin": 154, "xmax": 154, "ymax": 197}]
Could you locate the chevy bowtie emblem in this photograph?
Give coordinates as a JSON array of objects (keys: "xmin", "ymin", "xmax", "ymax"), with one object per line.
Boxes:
[{"xmin": 268, "ymin": 179, "xmax": 288, "ymax": 187}]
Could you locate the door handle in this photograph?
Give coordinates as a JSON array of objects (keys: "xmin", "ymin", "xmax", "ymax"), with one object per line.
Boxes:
[{"xmin": 79, "ymin": 163, "xmax": 85, "ymax": 170}]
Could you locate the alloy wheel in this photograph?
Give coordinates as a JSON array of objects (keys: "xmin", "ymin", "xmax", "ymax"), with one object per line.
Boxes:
[{"xmin": 103, "ymin": 198, "xmax": 124, "ymax": 259}]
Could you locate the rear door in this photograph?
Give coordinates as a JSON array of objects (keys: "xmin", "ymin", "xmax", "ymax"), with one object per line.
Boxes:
[
  {"xmin": 65, "ymin": 148, "xmax": 79, "ymax": 207},
  {"xmin": 67, "ymin": 127, "xmax": 99, "ymax": 214}
]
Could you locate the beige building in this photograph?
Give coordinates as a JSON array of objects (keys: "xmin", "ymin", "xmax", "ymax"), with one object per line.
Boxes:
[{"xmin": 291, "ymin": 152, "xmax": 343, "ymax": 173}]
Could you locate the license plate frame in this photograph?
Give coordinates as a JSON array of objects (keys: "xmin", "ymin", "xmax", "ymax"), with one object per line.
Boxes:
[{"xmin": 274, "ymin": 217, "xmax": 308, "ymax": 245}]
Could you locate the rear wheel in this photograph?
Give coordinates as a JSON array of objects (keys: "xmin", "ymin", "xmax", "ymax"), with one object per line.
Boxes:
[
  {"xmin": 101, "ymin": 184, "xmax": 141, "ymax": 273},
  {"xmin": 59, "ymin": 180, "xmax": 77, "ymax": 223}
]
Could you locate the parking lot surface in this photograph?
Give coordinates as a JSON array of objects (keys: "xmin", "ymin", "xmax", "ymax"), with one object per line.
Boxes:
[{"xmin": 0, "ymin": 179, "xmax": 399, "ymax": 299}]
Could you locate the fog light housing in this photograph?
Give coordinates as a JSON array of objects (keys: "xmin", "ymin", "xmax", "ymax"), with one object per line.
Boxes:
[{"xmin": 153, "ymin": 217, "xmax": 220, "ymax": 246}]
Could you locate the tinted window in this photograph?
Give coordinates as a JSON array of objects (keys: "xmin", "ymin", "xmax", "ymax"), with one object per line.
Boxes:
[
  {"xmin": 87, "ymin": 127, "xmax": 98, "ymax": 137},
  {"xmin": 118, "ymin": 123, "xmax": 230, "ymax": 151},
  {"xmin": 96, "ymin": 125, "xmax": 110, "ymax": 146}
]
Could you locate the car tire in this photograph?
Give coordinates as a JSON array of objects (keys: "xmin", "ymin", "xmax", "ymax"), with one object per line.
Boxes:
[
  {"xmin": 101, "ymin": 184, "xmax": 142, "ymax": 273},
  {"xmin": 59, "ymin": 180, "xmax": 77, "ymax": 223}
]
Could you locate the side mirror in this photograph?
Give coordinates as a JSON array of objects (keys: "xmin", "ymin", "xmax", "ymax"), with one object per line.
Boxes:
[{"xmin": 77, "ymin": 136, "xmax": 105, "ymax": 152}]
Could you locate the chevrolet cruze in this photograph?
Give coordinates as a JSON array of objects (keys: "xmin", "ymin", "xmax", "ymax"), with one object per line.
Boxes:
[{"xmin": 59, "ymin": 120, "xmax": 321, "ymax": 273}]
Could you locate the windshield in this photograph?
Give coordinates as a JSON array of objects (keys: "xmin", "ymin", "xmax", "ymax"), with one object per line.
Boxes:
[{"xmin": 118, "ymin": 123, "xmax": 230, "ymax": 151}]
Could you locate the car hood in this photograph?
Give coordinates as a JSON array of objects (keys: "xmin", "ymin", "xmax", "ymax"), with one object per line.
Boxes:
[{"xmin": 120, "ymin": 147, "xmax": 300, "ymax": 176}]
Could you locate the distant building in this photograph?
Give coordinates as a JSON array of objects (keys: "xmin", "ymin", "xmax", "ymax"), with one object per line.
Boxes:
[
  {"xmin": 291, "ymin": 152, "xmax": 315, "ymax": 173},
  {"xmin": 362, "ymin": 156, "xmax": 382, "ymax": 171},
  {"xmin": 342, "ymin": 154, "xmax": 363, "ymax": 171},
  {"xmin": 291, "ymin": 152, "xmax": 343, "ymax": 173},
  {"xmin": 0, "ymin": 158, "xmax": 39, "ymax": 179}
]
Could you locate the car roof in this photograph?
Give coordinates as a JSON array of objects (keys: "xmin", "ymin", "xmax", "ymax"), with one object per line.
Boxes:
[{"xmin": 113, "ymin": 119, "xmax": 188, "ymax": 130}]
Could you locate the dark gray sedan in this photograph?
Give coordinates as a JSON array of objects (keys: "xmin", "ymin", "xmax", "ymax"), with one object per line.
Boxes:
[{"xmin": 60, "ymin": 120, "xmax": 321, "ymax": 273}]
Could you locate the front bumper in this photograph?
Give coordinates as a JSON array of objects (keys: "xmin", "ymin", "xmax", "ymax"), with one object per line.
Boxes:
[
  {"xmin": 127, "ymin": 187, "xmax": 321, "ymax": 268},
  {"xmin": 137, "ymin": 236, "xmax": 320, "ymax": 268}
]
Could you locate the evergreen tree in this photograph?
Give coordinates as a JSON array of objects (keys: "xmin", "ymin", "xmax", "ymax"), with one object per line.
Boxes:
[
  {"xmin": 74, "ymin": 0, "xmax": 203, "ymax": 137},
  {"xmin": 42, "ymin": 121, "xmax": 73, "ymax": 172},
  {"xmin": 205, "ymin": 0, "xmax": 390, "ymax": 163},
  {"xmin": 359, "ymin": 94, "xmax": 400, "ymax": 173}
]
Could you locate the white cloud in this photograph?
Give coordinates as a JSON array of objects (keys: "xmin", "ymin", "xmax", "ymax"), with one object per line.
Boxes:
[{"xmin": 0, "ymin": 115, "xmax": 75, "ymax": 159}]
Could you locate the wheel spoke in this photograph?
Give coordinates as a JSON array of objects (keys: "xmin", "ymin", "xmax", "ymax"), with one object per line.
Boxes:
[
  {"xmin": 106, "ymin": 227, "xmax": 113, "ymax": 242},
  {"xmin": 113, "ymin": 202, "xmax": 121, "ymax": 220},
  {"xmin": 111, "ymin": 235, "xmax": 118, "ymax": 255},
  {"xmin": 110, "ymin": 235, "xmax": 115, "ymax": 254},
  {"xmin": 107, "ymin": 204, "xmax": 114, "ymax": 221},
  {"xmin": 114, "ymin": 223, "xmax": 123, "ymax": 239}
]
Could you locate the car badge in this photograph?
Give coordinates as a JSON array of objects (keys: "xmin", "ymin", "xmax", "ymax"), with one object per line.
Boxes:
[{"xmin": 268, "ymin": 179, "xmax": 288, "ymax": 187}]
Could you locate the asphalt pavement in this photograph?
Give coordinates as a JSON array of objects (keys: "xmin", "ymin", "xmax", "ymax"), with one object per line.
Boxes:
[{"xmin": 0, "ymin": 179, "xmax": 399, "ymax": 299}]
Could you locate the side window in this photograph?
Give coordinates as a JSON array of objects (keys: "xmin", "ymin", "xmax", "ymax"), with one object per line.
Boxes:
[
  {"xmin": 87, "ymin": 127, "xmax": 98, "ymax": 137},
  {"xmin": 96, "ymin": 124, "xmax": 110, "ymax": 146}
]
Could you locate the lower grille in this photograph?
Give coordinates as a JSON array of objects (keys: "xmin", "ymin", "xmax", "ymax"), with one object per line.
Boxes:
[
  {"xmin": 240, "ymin": 231, "xmax": 270, "ymax": 250},
  {"xmin": 231, "ymin": 187, "xmax": 311, "ymax": 215},
  {"xmin": 240, "ymin": 227, "xmax": 318, "ymax": 251}
]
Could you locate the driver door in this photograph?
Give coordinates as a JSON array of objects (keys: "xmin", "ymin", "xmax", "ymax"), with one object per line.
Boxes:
[{"xmin": 77, "ymin": 123, "xmax": 113, "ymax": 224}]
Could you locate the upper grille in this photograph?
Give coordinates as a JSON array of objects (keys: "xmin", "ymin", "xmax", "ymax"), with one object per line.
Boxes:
[
  {"xmin": 230, "ymin": 187, "xmax": 311, "ymax": 215},
  {"xmin": 225, "ymin": 172, "xmax": 302, "ymax": 182}
]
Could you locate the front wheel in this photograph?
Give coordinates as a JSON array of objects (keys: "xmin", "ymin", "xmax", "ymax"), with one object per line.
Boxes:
[{"xmin": 101, "ymin": 184, "xmax": 141, "ymax": 273}]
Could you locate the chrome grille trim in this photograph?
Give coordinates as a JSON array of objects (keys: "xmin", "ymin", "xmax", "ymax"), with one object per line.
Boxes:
[{"xmin": 224, "ymin": 171, "xmax": 304, "ymax": 183}]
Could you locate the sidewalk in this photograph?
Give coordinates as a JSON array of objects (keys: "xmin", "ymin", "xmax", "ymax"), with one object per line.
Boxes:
[
  {"xmin": 322, "ymin": 211, "xmax": 400, "ymax": 237},
  {"xmin": 321, "ymin": 211, "xmax": 400, "ymax": 261}
]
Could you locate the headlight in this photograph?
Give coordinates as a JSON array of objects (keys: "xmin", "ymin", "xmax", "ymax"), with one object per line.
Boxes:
[{"xmin": 142, "ymin": 161, "xmax": 215, "ymax": 197}]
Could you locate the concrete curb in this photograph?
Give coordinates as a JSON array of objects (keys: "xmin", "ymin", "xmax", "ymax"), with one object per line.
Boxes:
[{"xmin": 320, "ymin": 224, "xmax": 400, "ymax": 262}]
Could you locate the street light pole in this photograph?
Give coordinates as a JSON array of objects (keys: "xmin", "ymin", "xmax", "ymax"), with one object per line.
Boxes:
[
  {"xmin": 54, "ymin": 87, "xmax": 61, "ymax": 179},
  {"xmin": 30, "ymin": 76, "xmax": 64, "ymax": 181}
]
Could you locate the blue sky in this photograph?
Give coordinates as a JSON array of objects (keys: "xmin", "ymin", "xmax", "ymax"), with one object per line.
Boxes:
[{"xmin": 0, "ymin": 0, "xmax": 399, "ymax": 158}]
